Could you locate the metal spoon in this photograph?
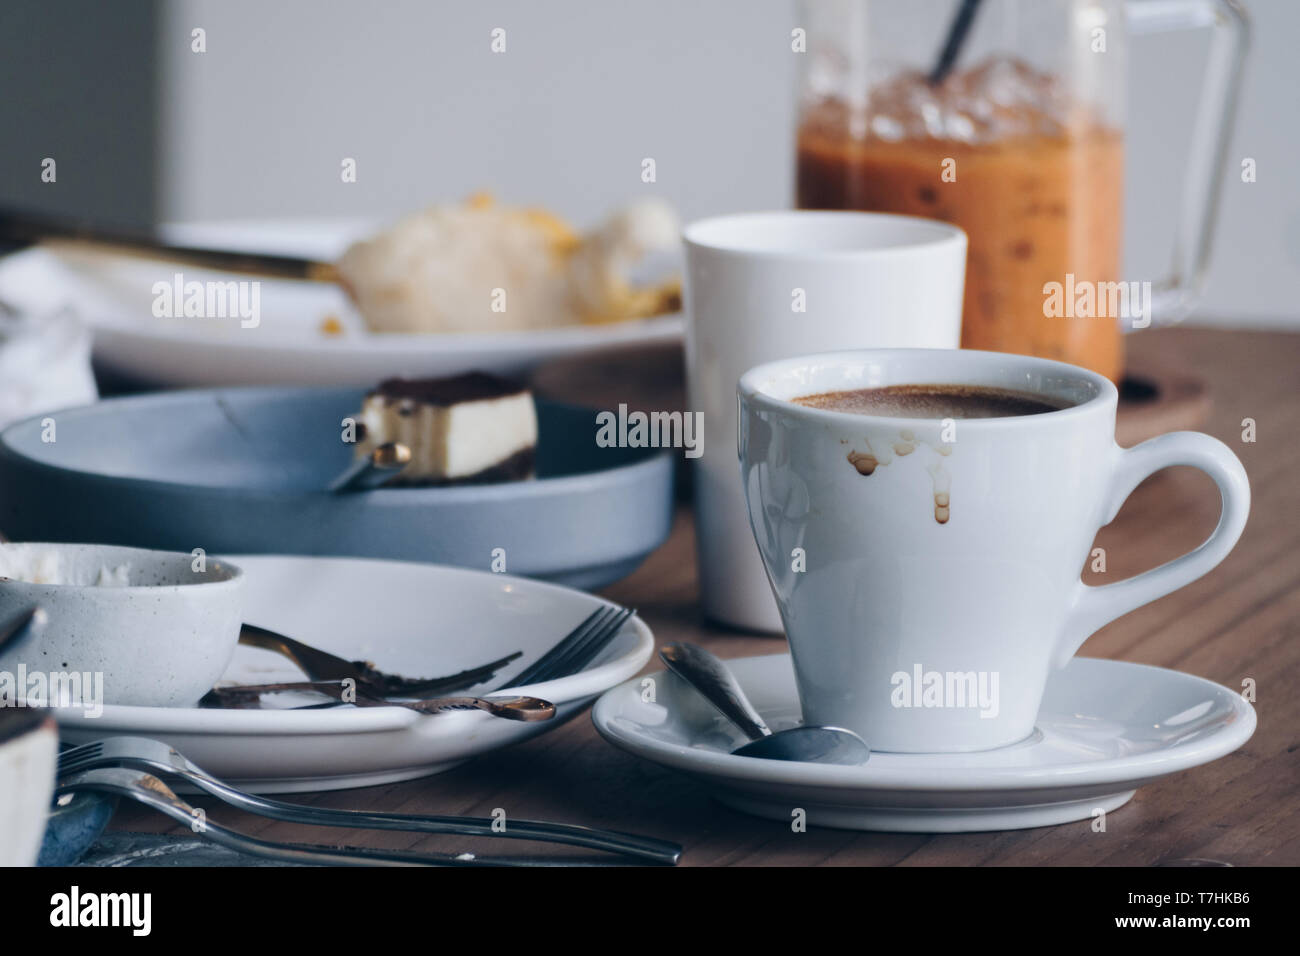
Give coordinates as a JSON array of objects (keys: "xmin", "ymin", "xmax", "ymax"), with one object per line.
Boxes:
[
  {"xmin": 329, "ymin": 441, "xmax": 410, "ymax": 492},
  {"xmin": 659, "ymin": 642, "xmax": 870, "ymax": 765}
]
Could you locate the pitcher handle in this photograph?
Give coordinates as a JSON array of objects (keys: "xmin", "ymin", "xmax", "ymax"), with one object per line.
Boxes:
[{"xmin": 1125, "ymin": 0, "xmax": 1250, "ymax": 326}]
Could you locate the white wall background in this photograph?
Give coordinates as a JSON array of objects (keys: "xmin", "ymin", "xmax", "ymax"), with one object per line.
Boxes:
[{"xmin": 159, "ymin": 0, "xmax": 1300, "ymax": 326}]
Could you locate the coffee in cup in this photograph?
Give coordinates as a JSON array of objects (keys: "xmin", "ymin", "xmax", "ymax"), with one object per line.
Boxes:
[{"xmin": 792, "ymin": 384, "xmax": 1071, "ymax": 420}]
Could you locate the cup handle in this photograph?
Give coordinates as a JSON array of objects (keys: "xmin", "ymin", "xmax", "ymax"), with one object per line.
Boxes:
[{"xmin": 1053, "ymin": 432, "xmax": 1250, "ymax": 668}]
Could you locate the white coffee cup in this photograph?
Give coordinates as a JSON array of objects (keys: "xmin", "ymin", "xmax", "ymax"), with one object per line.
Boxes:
[
  {"xmin": 738, "ymin": 348, "xmax": 1250, "ymax": 752},
  {"xmin": 683, "ymin": 211, "xmax": 967, "ymax": 631}
]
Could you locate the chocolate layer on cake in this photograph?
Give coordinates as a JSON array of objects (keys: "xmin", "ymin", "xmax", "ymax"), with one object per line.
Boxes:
[{"xmin": 369, "ymin": 372, "xmax": 530, "ymax": 407}]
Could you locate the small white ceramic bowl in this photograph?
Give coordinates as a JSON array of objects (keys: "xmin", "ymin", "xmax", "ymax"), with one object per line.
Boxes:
[
  {"xmin": 0, "ymin": 708, "xmax": 57, "ymax": 866},
  {"xmin": 0, "ymin": 543, "xmax": 243, "ymax": 707}
]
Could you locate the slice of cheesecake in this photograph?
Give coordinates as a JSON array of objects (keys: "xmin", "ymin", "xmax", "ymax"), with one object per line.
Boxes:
[{"xmin": 355, "ymin": 373, "xmax": 538, "ymax": 486}]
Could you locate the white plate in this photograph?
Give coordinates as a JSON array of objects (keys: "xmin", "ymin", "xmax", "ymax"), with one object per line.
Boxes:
[
  {"xmin": 592, "ymin": 654, "xmax": 1256, "ymax": 832},
  {"xmin": 0, "ymin": 219, "xmax": 683, "ymax": 387},
  {"xmin": 54, "ymin": 554, "xmax": 654, "ymax": 792}
]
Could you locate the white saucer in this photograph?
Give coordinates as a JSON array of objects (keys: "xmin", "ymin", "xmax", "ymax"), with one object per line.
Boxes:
[
  {"xmin": 55, "ymin": 554, "xmax": 653, "ymax": 792},
  {"xmin": 591, "ymin": 654, "xmax": 1255, "ymax": 832}
]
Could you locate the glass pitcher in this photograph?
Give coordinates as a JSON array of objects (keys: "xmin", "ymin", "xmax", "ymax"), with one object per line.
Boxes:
[{"xmin": 795, "ymin": 0, "xmax": 1248, "ymax": 382}]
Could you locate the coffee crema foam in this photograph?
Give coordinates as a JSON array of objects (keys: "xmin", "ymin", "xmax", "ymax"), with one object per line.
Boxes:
[{"xmin": 792, "ymin": 384, "xmax": 1070, "ymax": 420}]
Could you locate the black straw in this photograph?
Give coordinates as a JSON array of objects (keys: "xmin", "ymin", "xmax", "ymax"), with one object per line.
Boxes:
[{"xmin": 928, "ymin": 0, "xmax": 985, "ymax": 86}]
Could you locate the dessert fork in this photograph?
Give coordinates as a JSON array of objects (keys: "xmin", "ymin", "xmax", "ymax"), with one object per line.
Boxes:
[
  {"xmin": 58, "ymin": 737, "xmax": 682, "ymax": 865},
  {"xmin": 508, "ymin": 605, "xmax": 635, "ymax": 686},
  {"xmin": 328, "ymin": 441, "xmax": 410, "ymax": 492}
]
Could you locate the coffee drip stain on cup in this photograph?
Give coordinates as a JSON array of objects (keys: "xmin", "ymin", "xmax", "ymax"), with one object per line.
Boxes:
[
  {"xmin": 893, "ymin": 430, "xmax": 918, "ymax": 457},
  {"xmin": 796, "ymin": 383, "xmax": 1065, "ymax": 526},
  {"xmin": 928, "ymin": 458, "xmax": 953, "ymax": 524},
  {"xmin": 846, "ymin": 447, "xmax": 880, "ymax": 476},
  {"xmin": 837, "ymin": 431, "xmax": 954, "ymax": 524}
]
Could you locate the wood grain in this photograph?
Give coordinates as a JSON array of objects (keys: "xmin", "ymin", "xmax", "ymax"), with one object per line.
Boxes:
[{"xmin": 110, "ymin": 328, "xmax": 1300, "ymax": 865}]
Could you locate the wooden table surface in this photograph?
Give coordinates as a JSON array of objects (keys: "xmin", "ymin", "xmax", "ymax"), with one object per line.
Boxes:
[{"xmin": 112, "ymin": 327, "xmax": 1300, "ymax": 866}]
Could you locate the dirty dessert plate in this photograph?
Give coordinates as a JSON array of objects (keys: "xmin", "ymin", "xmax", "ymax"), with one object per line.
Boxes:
[{"xmin": 53, "ymin": 554, "xmax": 654, "ymax": 793}]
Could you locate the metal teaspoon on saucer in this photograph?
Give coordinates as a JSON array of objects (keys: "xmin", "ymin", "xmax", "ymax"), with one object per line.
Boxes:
[{"xmin": 659, "ymin": 642, "xmax": 870, "ymax": 765}]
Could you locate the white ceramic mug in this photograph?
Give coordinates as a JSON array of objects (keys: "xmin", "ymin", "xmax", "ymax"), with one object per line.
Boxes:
[
  {"xmin": 683, "ymin": 211, "xmax": 967, "ymax": 631},
  {"xmin": 738, "ymin": 348, "xmax": 1250, "ymax": 752}
]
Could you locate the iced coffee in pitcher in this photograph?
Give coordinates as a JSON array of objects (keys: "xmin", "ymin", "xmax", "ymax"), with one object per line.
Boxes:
[{"xmin": 795, "ymin": 0, "xmax": 1247, "ymax": 382}]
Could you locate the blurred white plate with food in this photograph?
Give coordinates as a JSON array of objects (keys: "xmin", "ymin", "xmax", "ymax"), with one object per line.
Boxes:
[{"xmin": 0, "ymin": 197, "xmax": 683, "ymax": 387}]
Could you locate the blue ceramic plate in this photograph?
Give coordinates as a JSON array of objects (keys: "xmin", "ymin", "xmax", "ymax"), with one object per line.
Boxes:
[{"xmin": 0, "ymin": 389, "xmax": 674, "ymax": 589}]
